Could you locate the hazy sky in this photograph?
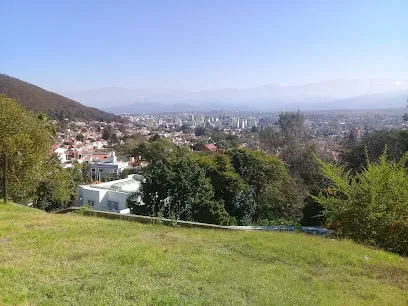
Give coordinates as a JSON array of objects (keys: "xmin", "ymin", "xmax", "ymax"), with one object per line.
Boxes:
[{"xmin": 1, "ymin": 0, "xmax": 407, "ymax": 92}]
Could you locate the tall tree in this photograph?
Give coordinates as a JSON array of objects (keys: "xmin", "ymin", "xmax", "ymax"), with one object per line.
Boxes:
[
  {"xmin": 0, "ymin": 95, "xmax": 53, "ymax": 203},
  {"xmin": 194, "ymin": 153, "xmax": 249, "ymax": 220},
  {"xmin": 260, "ymin": 111, "xmax": 322, "ymax": 186},
  {"xmin": 128, "ymin": 151, "xmax": 230, "ymax": 224},
  {"xmin": 227, "ymin": 148, "xmax": 302, "ymax": 222},
  {"xmin": 33, "ymin": 156, "xmax": 81, "ymax": 212},
  {"xmin": 259, "ymin": 112, "xmax": 328, "ymax": 225},
  {"xmin": 341, "ymin": 130, "xmax": 408, "ymax": 171}
]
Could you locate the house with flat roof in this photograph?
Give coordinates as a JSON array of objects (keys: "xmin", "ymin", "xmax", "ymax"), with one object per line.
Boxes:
[{"xmin": 78, "ymin": 174, "xmax": 144, "ymax": 213}]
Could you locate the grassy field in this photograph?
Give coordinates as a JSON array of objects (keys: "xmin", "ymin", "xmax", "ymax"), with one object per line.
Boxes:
[{"xmin": 0, "ymin": 203, "xmax": 407, "ymax": 306}]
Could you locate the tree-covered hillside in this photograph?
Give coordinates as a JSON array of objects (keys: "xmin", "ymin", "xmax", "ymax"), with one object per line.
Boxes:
[{"xmin": 0, "ymin": 74, "xmax": 119, "ymax": 122}]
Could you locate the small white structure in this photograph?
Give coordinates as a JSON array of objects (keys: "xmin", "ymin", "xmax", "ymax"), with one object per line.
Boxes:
[
  {"xmin": 54, "ymin": 147, "xmax": 68, "ymax": 163},
  {"xmin": 78, "ymin": 174, "xmax": 144, "ymax": 213}
]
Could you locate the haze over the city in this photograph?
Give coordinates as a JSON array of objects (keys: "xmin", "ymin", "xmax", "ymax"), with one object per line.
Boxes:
[{"xmin": 2, "ymin": 0, "xmax": 407, "ymax": 112}]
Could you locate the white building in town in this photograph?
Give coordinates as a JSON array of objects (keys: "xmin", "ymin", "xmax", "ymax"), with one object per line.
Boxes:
[
  {"xmin": 78, "ymin": 174, "xmax": 144, "ymax": 213},
  {"xmin": 90, "ymin": 152, "xmax": 130, "ymax": 181}
]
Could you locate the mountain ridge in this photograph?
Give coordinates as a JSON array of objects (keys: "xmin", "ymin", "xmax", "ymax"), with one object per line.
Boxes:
[
  {"xmin": 0, "ymin": 74, "xmax": 120, "ymax": 122},
  {"xmin": 67, "ymin": 79, "xmax": 408, "ymax": 113}
]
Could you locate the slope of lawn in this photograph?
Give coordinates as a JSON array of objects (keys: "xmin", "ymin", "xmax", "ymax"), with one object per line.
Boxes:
[{"xmin": 0, "ymin": 203, "xmax": 407, "ymax": 306}]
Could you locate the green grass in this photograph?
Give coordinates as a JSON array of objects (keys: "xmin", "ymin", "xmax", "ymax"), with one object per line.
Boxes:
[{"xmin": 0, "ymin": 204, "xmax": 407, "ymax": 306}]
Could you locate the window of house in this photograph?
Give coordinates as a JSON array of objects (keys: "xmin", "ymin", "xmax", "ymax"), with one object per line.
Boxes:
[
  {"xmin": 87, "ymin": 200, "xmax": 95, "ymax": 207},
  {"xmin": 108, "ymin": 200, "xmax": 119, "ymax": 212}
]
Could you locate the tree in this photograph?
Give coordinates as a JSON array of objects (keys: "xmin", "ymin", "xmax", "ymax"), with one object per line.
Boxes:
[
  {"xmin": 232, "ymin": 188, "xmax": 257, "ymax": 225},
  {"xmin": 260, "ymin": 111, "xmax": 322, "ymax": 187},
  {"xmin": 81, "ymin": 162, "xmax": 92, "ymax": 184},
  {"xmin": 0, "ymin": 95, "xmax": 54, "ymax": 203},
  {"xmin": 341, "ymin": 130, "xmax": 408, "ymax": 171},
  {"xmin": 149, "ymin": 134, "xmax": 161, "ymax": 142},
  {"xmin": 251, "ymin": 125, "xmax": 259, "ymax": 133},
  {"xmin": 227, "ymin": 148, "xmax": 287, "ymax": 201},
  {"xmin": 33, "ymin": 156, "xmax": 82, "ymax": 212},
  {"xmin": 259, "ymin": 112, "xmax": 328, "ymax": 226},
  {"xmin": 76, "ymin": 134, "xmax": 85, "ymax": 142},
  {"xmin": 102, "ymin": 125, "xmax": 113, "ymax": 141},
  {"xmin": 192, "ymin": 199, "xmax": 231, "ymax": 225},
  {"xmin": 133, "ymin": 139, "xmax": 177, "ymax": 164},
  {"xmin": 227, "ymin": 148, "xmax": 302, "ymax": 222},
  {"xmin": 194, "ymin": 153, "xmax": 248, "ymax": 220},
  {"xmin": 313, "ymin": 149, "xmax": 408, "ymax": 255},
  {"xmin": 258, "ymin": 177, "xmax": 304, "ymax": 223},
  {"xmin": 180, "ymin": 123, "xmax": 193, "ymax": 134},
  {"xmin": 117, "ymin": 133, "xmax": 146, "ymax": 157},
  {"xmin": 128, "ymin": 151, "xmax": 231, "ymax": 224},
  {"xmin": 194, "ymin": 126, "xmax": 206, "ymax": 137}
]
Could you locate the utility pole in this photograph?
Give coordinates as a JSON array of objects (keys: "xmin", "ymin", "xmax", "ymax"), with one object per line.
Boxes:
[{"xmin": 2, "ymin": 154, "xmax": 7, "ymax": 203}]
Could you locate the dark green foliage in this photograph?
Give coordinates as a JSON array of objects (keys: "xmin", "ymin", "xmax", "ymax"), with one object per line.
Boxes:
[
  {"xmin": 149, "ymin": 133, "xmax": 161, "ymax": 142},
  {"xmin": 194, "ymin": 126, "xmax": 206, "ymax": 136},
  {"xmin": 192, "ymin": 199, "xmax": 231, "ymax": 225},
  {"xmin": 125, "ymin": 136, "xmax": 308, "ymax": 225},
  {"xmin": 232, "ymin": 188, "xmax": 257, "ymax": 225},
  {"xmin": 133, "ymin": 139, "xmax": 177, "ymax": 164},
  {"xmin": 258, "ymin": 178, "xmax": 304, "ymax": 222},
  {"xmin": 76, "ymin": 134, "xmax": 85, "ymax": 142},
  {"xmin": 300, "ymin": 194, "xmax": 325, "ymax": 226},
  {"xmin": 251, "ymin": 125, "xmax": 259, "ymax": 133},
  {"xmin": 227, "ymin": 148, "xmax": 303, "ymax": 222},
  {"xmin": 0, "ymin": 74, "xmax": 119, "ymax": 122},
  {"xmin": 259, "ymin": 111, "xmax": 329, "ymax": 226},
  {"xmin": 179, "ymin": 124, "xmax": 193, "ymax": 134},
  {"xmin": 81, "ymin": 162, "xmax": 93, "ymax": 184},
  {"xmin": 314, "ymin": 150, "xmax": 408, "ymax": 255},
  {"xmin": 227, "ymin": 148, "xmax": 286, "ymax": 198},
  {"xmin": 194, "ymin": 153, "xmax": 248, "ymax": 219},
  {"xmin": 260, "ymin": 111, "xmax": 325, "ymax": 188},
  {"xmin": 102, "ymin": 125, "xmax": 114, "ymax": 141},
  {"xmin": 341, "ymin": 130, "xmax": 408, "ymax": 171},
  {"xmin": 128, "ymin": 152, "xmax": 222, "ymax": 223}
]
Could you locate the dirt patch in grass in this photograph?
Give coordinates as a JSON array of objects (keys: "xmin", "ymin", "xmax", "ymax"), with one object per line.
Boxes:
[
  {"xmin": 0, "ymin": 238, "xmax": 11, "ymax": 244},
  {"xmin": 366, "ymin": 264, "xmax": 408, "ymax": 291}
]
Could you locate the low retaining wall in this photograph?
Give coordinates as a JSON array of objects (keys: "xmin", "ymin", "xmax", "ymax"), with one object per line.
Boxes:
[
  {"xmin": 56, "ymin": 207, "xmax": 238, "ymax": 231},
  {"xmin": 56, "ymin": 207, "xmax": 331, "ymax": 235}
]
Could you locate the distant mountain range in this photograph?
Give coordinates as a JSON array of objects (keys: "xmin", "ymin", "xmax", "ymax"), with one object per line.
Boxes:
[
  {"xmin": 0, "ymin": 74, "xmax": 119, "ymax": 122},
  {"xmin": 66, "ymin": 79, "xmax": 408, "ymax": 114}
]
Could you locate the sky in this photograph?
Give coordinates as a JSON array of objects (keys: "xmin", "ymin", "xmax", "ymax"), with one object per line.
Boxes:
[{"xmin": 1, "ymin": 0, "xmax": 407, "ymax": 92}]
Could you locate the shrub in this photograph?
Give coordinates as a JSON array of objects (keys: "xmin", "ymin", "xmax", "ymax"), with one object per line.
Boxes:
[{"xmin": 313, "ymin": 148, "xmax": 408, "ymax": 255}]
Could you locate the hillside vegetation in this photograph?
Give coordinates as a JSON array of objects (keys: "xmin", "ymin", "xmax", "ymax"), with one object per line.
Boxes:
[
  {"xmin": 0, "ymin": 204, "xmax": 407, "ymax": 305},
  {"xmin": 0, "ymin": 74, "xmax": 119, "ymax": 122}
]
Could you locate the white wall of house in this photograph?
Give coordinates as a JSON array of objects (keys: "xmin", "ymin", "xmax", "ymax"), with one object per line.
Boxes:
[
  {"xmin": 78, "ymin": 175, "xmax": 143, "ymax": 213},
  {"xmin": 54, "ymin": 148, "xmax": 67, "ymax": 163}
]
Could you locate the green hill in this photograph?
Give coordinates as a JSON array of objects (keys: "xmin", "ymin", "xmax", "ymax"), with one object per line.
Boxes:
[
  {"xmin": 0, "ymin": 74, "xmax": 120, "ymax": 122},
  {"xmin": 0, "ymin": 203, "xmax": 407, "ymax": 305}
]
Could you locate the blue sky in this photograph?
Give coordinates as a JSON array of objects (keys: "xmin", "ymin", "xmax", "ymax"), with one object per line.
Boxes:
[{"xmin": 1, "ymin": 0, "xmax": 407, "ymax": 92}]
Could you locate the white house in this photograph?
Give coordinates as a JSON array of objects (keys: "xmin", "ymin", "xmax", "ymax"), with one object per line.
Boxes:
[
  {"xmin": 78, "ymin": 174, "xmax": 144, "ymax": 213},
  {"xmin": 90, "ymin": 152, "xmax": 130, "ymax": 181},
  {"xmin": 54, "ymin": 147, "xmax": 68, "ymax": 163}
]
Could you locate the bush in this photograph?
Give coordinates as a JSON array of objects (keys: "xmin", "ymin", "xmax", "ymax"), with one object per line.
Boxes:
[
  {"xmin": 313, "ymin": 149, "xmax": 408, "ymax": 255},
  {"xmin": 192, "ymin": 199, "xmax": 232, "ymax": 225}
]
